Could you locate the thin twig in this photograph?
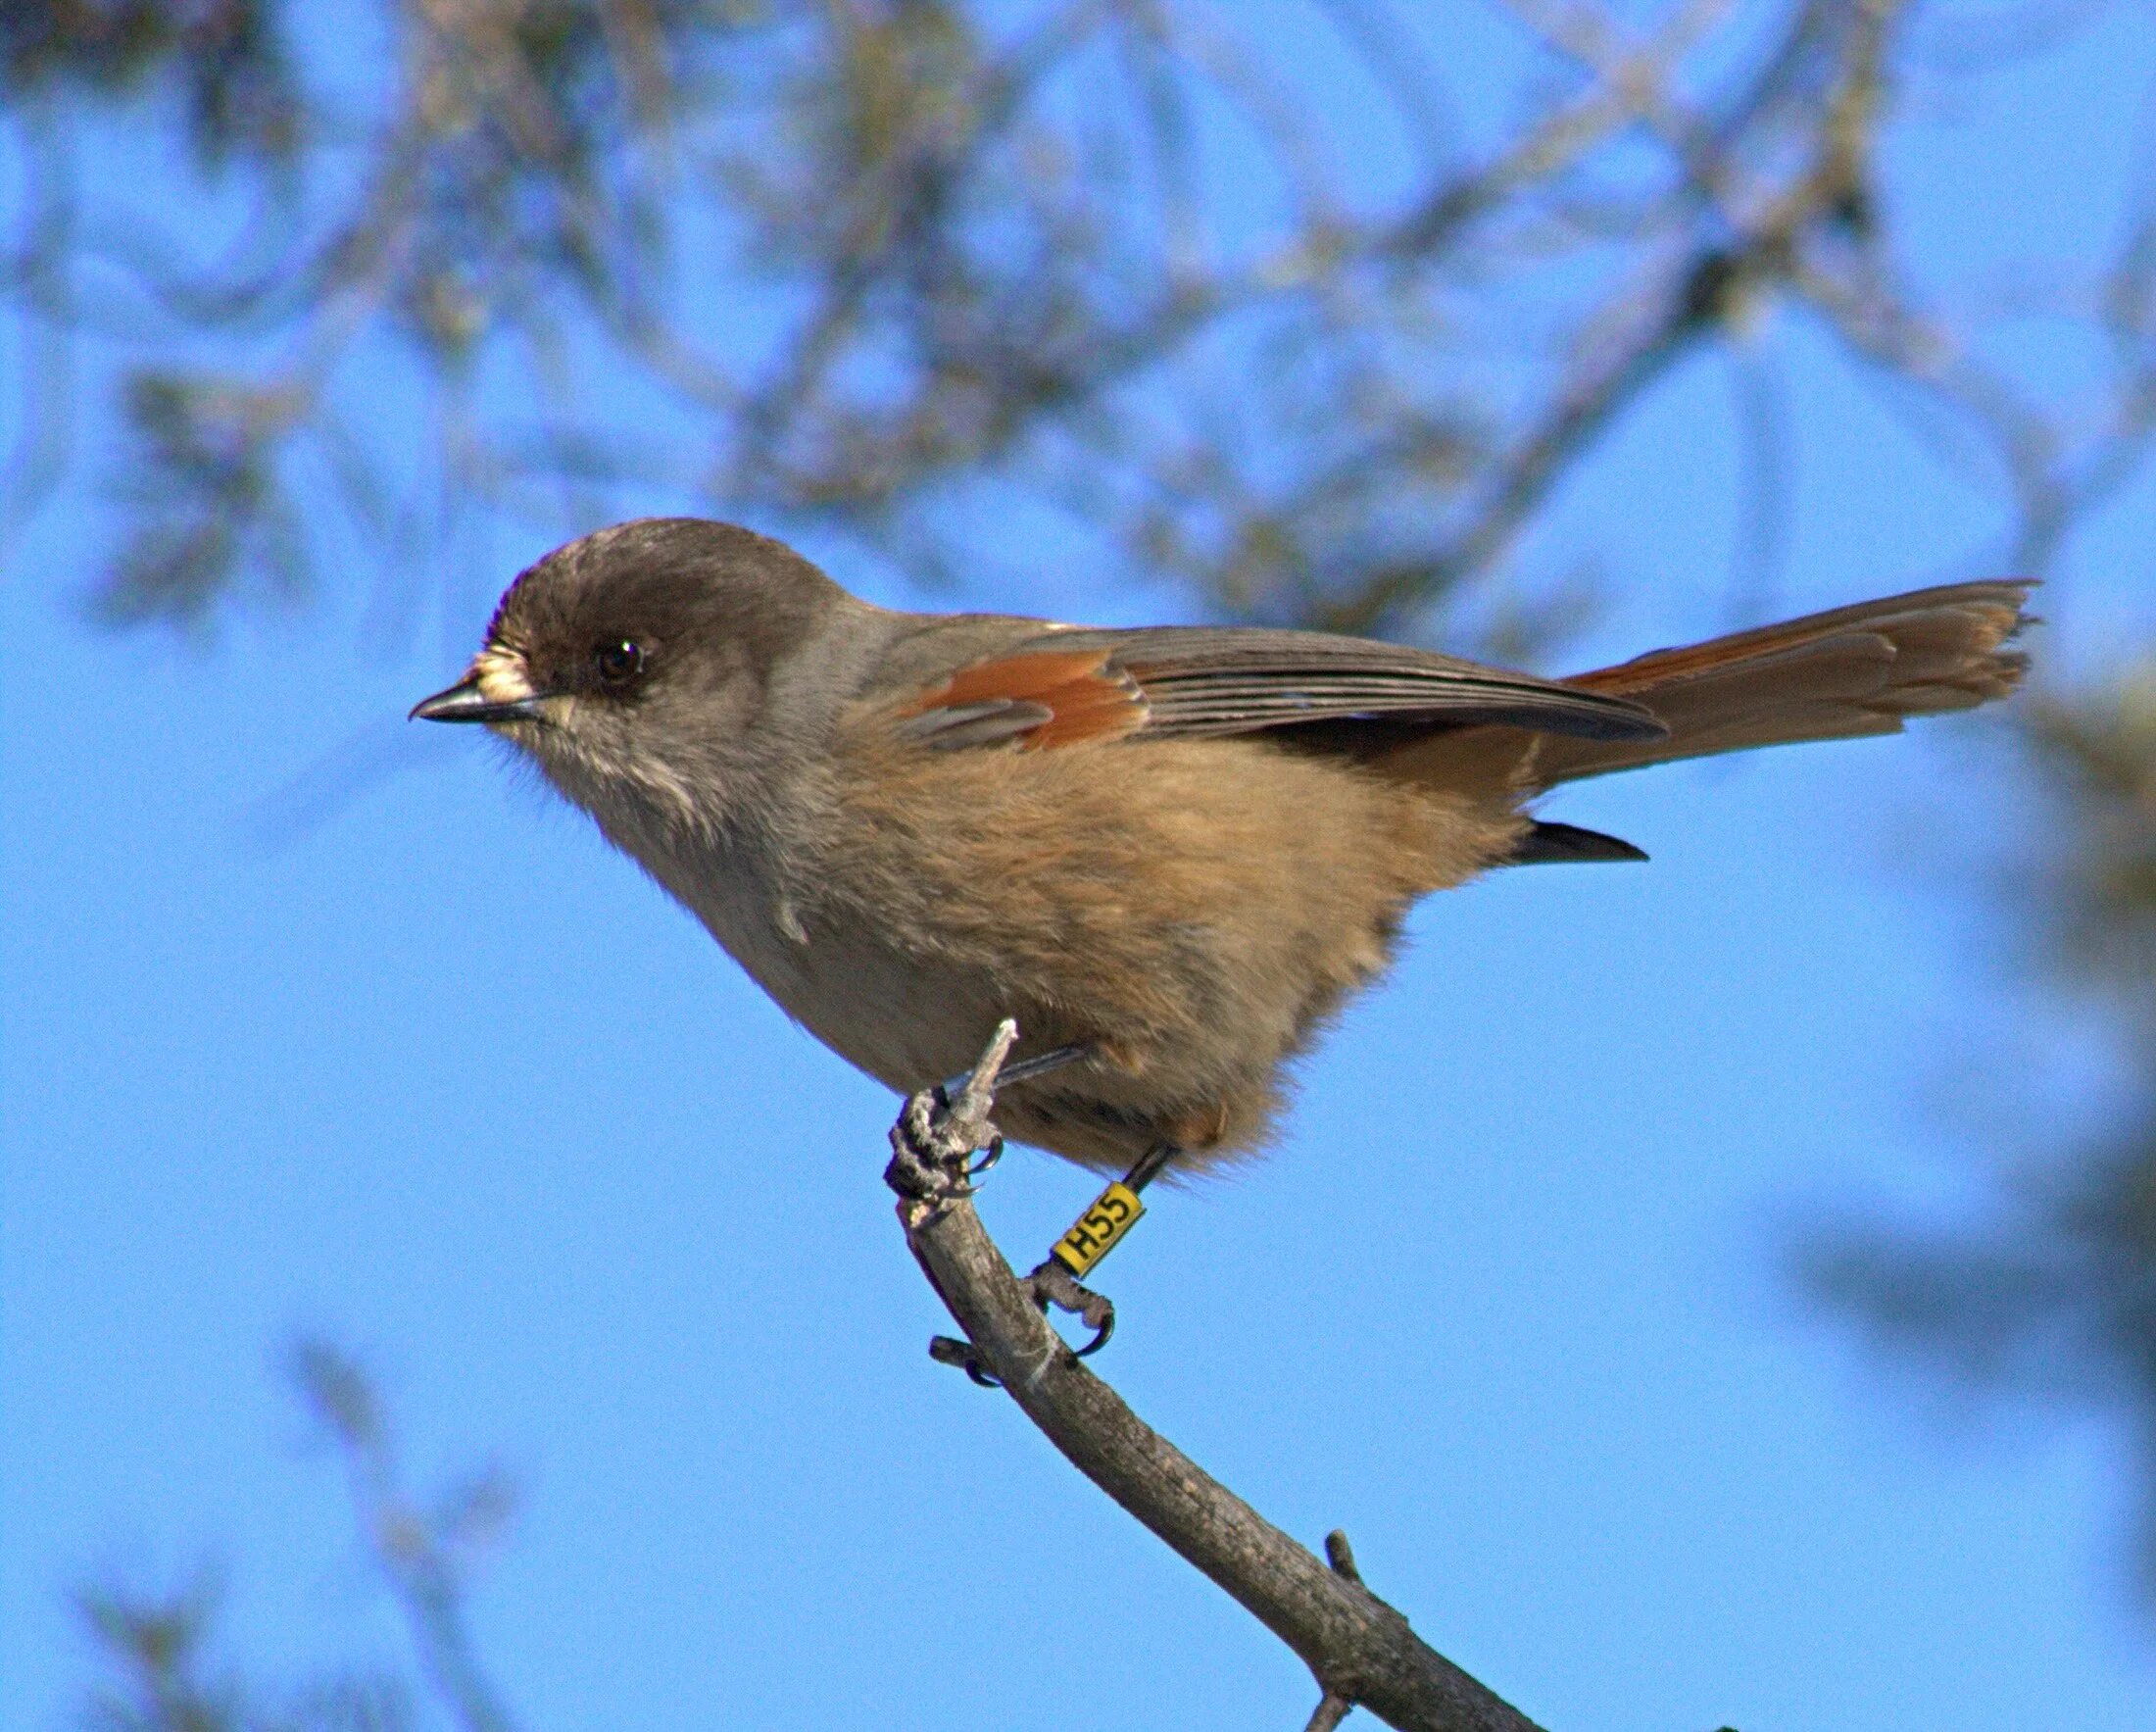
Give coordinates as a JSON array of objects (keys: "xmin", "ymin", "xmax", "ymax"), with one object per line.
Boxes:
[{"xmin": 885, "ymin": 1025, "xmax": 1548, "ymax": 1732}]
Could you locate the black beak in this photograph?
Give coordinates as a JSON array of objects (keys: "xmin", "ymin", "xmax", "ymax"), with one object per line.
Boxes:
[{"xmin": 409, "ymin": 676, "xmax": 546, "ymax": 724}]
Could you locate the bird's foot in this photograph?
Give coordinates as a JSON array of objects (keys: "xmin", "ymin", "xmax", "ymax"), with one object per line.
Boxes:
[
  {"xmin": 897, "ymin": 1042, "xmax": 1170, "ymax": 1388},
  {"xmin": 931, "ymin": 1145, "xmax": 1176, "ymax": 1385},
  {"xmin": 892, "ymin": 1031, "xmax": 1093, "ymax": 1208},
  {"xmin": 929, "ymin": 1257, "xmax": 1115, "ymax": 1389},
  {"xmin": 885, "ymin": 1022, "xmax": 1017, "ymax": 1210},
  {"xmin": 1026, "ymin": 1257, "xmax": 1117, "ymax": 1356}
]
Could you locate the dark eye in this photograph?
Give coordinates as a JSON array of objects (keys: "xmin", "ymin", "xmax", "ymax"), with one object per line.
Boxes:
[{"xmin": 594, "ymin": 639, "xmax": 644, "ymax": 687}]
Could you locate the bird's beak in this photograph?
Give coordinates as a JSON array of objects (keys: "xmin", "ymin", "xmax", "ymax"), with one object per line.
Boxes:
[
  {"xmin": 409, "ymin": 677, "xmax": 545, "ymax": 724},
  {"xmin": 411, "ymin": 650, "xmax": 548, "ymax": 724}
]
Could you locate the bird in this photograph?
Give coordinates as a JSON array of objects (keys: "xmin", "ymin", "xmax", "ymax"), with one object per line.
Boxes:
[{"xmin": 414, "ymin": 517, "xmax": 2033, "ymax": 1192}]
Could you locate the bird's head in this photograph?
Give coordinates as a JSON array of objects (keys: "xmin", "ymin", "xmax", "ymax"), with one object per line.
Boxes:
[{"xmin": 413, "ymin": 518, "xmax": 855, "ymax": 835}]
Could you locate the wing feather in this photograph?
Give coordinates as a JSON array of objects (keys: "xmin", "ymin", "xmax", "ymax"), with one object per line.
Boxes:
[{"xmin": 893, "ymin": 623, "xmax": 1667, "ymax": 751}]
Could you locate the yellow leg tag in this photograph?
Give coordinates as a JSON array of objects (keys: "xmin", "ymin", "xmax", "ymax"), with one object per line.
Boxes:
[{"xmin": 1050, "ymin": 1181, "xmax": 1146, "ymax": 1279}]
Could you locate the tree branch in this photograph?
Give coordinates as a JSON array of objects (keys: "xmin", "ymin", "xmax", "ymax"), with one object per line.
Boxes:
[{"xmin": 884, "ymin": 1021, "xmax": 1547, "ymax": 1732}]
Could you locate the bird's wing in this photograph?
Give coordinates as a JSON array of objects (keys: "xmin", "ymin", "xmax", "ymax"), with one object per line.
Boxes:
[{"xmin": 886, "ymin": 622, "xmax": 1668, "ymax": 752}]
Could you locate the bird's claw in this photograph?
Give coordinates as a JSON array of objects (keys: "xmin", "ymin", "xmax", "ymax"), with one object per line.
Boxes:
[
  {"xmin": 929, "ymin": 1259, "xmax": 1116, "ymax": 1388},
  {"xmin": 897, "ymin": 1021, "xmax": 1126, "ymax": 1387},
  {"xmin": 928, "ymin": 1332, "xmax": 1004, "ymax": 1387},
  {"xmin": 1025, "ymin": 1257, "xmax": 1116, "ymax": 1358},
  {"xmin": 887, "ymin": 1020, "xmax": 1018, "ymax": 1209}
]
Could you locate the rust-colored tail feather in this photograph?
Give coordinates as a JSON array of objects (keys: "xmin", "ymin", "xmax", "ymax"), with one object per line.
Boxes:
[{"xmin": 1532, "ymin": 579, "xmax": 2035, "ymax": 786}]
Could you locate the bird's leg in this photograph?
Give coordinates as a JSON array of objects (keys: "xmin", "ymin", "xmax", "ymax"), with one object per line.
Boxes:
[
  {"xmin": 1018, "ymin": 1141, "xmax": 1179, "ymax": 1361},
  {"xmin": 908, "ymin": 1030, "xmax": 1172, "ymax": 1381},
  {"xmin": 940, "ymin": 1042, "xmax": 1093, "ymax": 1100},
  {"xmin": 890, "ymin": 1020, "xmax": 1021, "ymax": 1205},
  {"xmin": 899, "ymin": 1040, "xmax": 1092, "ymax": 1192},
  {"xmin": 927, "ymin": 1140, "xmax": 1177, "ymax": 1388}
]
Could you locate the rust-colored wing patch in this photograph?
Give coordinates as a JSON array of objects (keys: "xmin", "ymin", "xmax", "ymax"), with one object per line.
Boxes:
[{"xmin": 896, "ymin": 649, "xmax": 1151, "ymax": 751}]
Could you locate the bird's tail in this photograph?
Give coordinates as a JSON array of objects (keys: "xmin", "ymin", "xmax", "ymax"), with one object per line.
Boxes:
[
  {"xmin": 1530, "ymin": 578, "xmax": 2035, "ymax": 788},
  {"xmin": 1374, "ymin": 580, "xmax": 2034, "ymax": 863}
]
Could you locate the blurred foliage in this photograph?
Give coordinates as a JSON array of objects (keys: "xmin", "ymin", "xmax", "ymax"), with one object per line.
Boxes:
[
  {"xmin": 76, "ymin": 1341, "xmax": 514, "ymax": 1732},
  {"xmin": 1801, "ymin": 662, "xmax": 2156, "ymax": 1580},
  {"xmin": 80, "ymin": 1580, "xmax": 412, "ymax": 1732},
  {"xmin": 4, "ymin": 1, "xmax": 304, "ymax": 165},
  {"xmin": 4, "ymin": 0, "xmax": 2152, "ymax": 637}
]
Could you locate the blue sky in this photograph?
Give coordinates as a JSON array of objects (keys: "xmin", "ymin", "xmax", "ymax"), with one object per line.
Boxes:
[{"xmin": 7, "ymin": 5, "xmax": 2156, "ymax": 1729}]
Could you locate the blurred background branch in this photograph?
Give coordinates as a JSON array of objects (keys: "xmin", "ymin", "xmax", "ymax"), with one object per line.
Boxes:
[
  {"xmin": 1798, "ymin": 659, "xmax": 2156, "ymax": 1580},
  {"xmin": 77, "ymin": 1341, "xmax": 515, "ymax": 1732},
  {"xmin": 6, "ymin": 0, "xmax": 2151, "ymax": 637}
]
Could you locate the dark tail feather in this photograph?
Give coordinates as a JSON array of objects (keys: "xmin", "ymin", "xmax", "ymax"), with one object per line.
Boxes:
[{"xmin": 1500, "ymin": 819, "xmax": 1649, "ymax": 866}]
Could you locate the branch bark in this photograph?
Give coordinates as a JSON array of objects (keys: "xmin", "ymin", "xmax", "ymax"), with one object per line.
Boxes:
[{"xmin": 884, "ymin": 1021, "xmax": 1546, "ymax": 1732}]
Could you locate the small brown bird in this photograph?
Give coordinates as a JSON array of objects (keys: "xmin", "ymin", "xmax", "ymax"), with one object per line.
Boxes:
[{"xmin": 415, "ymin": 518, "xmax": 2032, "ymax": 1181}]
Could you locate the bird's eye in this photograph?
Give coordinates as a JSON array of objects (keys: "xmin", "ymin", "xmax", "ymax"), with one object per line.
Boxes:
[{"xmin": 594, "ymin": 639, "xmax": 644, "ymax": 687}]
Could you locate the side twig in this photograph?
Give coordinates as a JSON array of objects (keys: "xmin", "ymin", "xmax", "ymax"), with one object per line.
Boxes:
[{"xmin": 884, "ymin": 1019, "xmax": 1546, "ymax": 1732}]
